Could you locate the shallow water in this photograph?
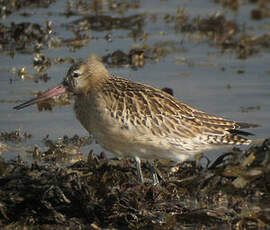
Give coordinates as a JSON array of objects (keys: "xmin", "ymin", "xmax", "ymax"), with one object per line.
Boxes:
[{"xmin": 1, "ymin": 0, "xmax": 269, "ymax": 162}]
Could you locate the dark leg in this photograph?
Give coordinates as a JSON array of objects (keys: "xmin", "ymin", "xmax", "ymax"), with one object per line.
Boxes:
[{"xmin": 150, "ymin": 161, "xmax": 159, "ymax": 185}]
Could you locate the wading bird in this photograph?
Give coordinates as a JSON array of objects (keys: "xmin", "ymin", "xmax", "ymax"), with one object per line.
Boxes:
[{"xmin": 14, "ymin": 54, "xmax": 257, "ymax": 184}]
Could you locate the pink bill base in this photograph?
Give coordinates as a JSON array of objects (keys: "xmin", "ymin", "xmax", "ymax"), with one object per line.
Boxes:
[{"xmin": 13, "ymin": 85, "xmax": 67, "ymax": 110}]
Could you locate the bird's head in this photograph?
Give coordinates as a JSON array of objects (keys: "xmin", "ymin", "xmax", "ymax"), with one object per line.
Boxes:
[
  {"xmin": 13, "ymin": 54, "xmax": 108, "ymax": 110},
  {"xmin": 63, "ymin": 54, "xmax": 109, "ymax": 95}
]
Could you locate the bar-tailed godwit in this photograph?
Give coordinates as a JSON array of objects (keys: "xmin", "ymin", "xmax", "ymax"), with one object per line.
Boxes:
[{"xmin": 14, "ymin": 54, "xmax": 257, "ymax": 184}]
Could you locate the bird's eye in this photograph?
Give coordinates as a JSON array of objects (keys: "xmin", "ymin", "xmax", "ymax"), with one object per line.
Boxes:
[{"xmin": 73, "ymin": 72, "xmax": 80, "ymax": 78}]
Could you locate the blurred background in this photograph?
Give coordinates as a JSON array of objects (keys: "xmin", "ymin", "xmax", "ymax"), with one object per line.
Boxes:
[{"xmin": 0, "ymin": 0, "xmax": 269, "ymax": 162}]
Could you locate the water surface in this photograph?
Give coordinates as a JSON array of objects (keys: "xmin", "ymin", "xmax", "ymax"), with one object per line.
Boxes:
[{"xmin": 1, "ymin": 0, "xmax": 269, "ymax": 162}]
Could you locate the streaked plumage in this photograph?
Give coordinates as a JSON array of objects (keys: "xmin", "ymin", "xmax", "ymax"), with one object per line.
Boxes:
[{"xmin": 14, "ymin": 54, "xmax": 257, "ymax": 184}]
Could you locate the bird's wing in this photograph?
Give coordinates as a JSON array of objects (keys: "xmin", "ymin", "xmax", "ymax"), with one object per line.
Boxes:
[{"xmin": 101, "ymin": 76, "xmax": 257, "ymax": 140}]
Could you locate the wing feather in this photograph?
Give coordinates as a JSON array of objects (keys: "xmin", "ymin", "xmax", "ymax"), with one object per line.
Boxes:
[{"xmin": 101, "ymin": 76, "xmax": 257, "ymax": 141}]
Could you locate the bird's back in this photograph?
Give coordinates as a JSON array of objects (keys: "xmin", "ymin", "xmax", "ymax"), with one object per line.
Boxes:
[{"xmin": 74, "ymin": 74, "xmax": 256, "ymax": 161}]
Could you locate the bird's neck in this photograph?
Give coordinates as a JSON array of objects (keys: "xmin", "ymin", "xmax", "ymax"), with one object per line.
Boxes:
[{"xmin": 81, "ymin": 74, "xmax": 110, "ymax": 96}]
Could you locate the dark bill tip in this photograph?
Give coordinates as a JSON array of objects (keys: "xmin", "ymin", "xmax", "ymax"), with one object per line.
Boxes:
[{"xmin": 13, "ymin": 85, "xmax": 67, "ymax": 110}]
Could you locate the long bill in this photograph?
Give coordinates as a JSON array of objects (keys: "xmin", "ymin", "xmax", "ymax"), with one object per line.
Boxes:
[{"xmin": 13, "ymin": 85, "xmax": 67, "ymax": 110}]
